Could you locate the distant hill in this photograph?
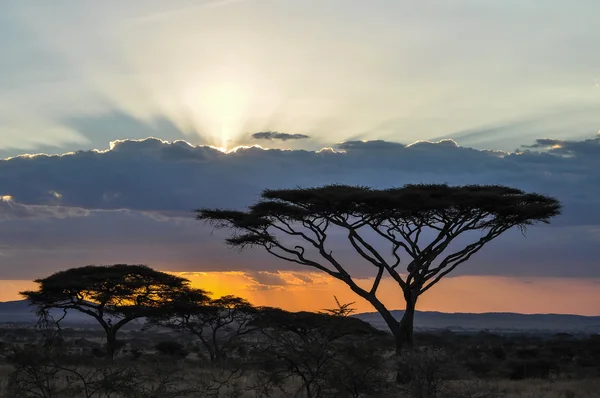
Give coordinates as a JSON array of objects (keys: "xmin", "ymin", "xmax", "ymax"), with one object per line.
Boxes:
[
  {"xmin": 2, "ymin": 299, "xmax": 599, "ymax": 333},
  {"xmin": 354, "ymin": 310, "xmax": 600, "ymax": 334},
  {"xmin": 0, "ymin": 300, "xmax": 120, "ymax": 324}
]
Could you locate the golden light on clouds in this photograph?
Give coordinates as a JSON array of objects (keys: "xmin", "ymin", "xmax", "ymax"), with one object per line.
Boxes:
[{"xmin": 169, "ymin": 272, "xmax": 600, "ymax": 316}]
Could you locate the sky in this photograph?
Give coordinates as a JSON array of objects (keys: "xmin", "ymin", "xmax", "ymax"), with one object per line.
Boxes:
[{"xmin": 0, "ymin": 1, "xmax": 599, "ymax": 315}]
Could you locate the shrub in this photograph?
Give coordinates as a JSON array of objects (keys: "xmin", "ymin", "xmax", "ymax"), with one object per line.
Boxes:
[
  {"xmin": 154, "ymin": 340, "xmax": 188, "ymax": 359},
  {"xmin": 397, "ymin": 348, "xmax": 460, "ymax": 398}
]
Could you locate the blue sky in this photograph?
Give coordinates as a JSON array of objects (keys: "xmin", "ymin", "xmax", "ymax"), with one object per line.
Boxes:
[{"xmin": 0, "ymin": 1, "xmax": 599, "ymax": 314}]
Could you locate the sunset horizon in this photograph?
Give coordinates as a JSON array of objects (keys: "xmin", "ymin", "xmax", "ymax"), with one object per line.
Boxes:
[
  {"xmin": 1, "ymin": 134, "xmax": 599, "ymax": 317},
  {"xmin": 4, "ymin": 268, "xmax": 600, "ymax": 317}
]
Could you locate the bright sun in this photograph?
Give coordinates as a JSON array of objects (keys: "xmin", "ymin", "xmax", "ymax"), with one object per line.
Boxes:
[{"xmin": 180, "ymin": 80, "xmax": 253, "ymax": 150}]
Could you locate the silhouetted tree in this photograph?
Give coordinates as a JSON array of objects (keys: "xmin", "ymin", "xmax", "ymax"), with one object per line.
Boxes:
[
  {"xmin": 249, "ymin": 308, "xmax": 385, "ymax": 398},
  {"xmin": 21, "ymin": 264, "xmax": 190, "ymax": 359},
  {"xmin": 147, "ymin": 289, "xmax": 257, "ymax": 363},
  {"xmin": 327, "ymin": 338, "xmax": 394, "ymax": 398},
  {"xmin": 197, "ymin": 184, "xmax": 561, "ymax": 354},
  {"xmin": 154, "ymin": 340, "xmax": 188, "ymax": 359},
  {"xmin": 396, "ymin": 348, "xmax": 457, "ymax": 396},
  {"xmin": 321, "ymin": 295, "xmax": 357, "ymax": 317}
]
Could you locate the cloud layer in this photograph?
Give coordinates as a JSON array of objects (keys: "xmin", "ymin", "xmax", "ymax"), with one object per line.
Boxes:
[{"xmin": 0, "ymin": 134, "xmax": 599, "ymax": 280}]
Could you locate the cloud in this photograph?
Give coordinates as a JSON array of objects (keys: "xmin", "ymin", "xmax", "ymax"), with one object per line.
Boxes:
[
  {"xmin": 0, "ymin": 135, "xmax": 599, "ymax": 280},
  {"xmin": 0, "ymin": 135, "xmax": 598, "ymax": 224},
  {"xmin": 243, "ymin": 271, "xmax": 288, "ymax": 291},
  {"xmin": 245, "ymin": 271, "xmax": 288, "ymax": 287},
  {"xmin": 520, "ymin": 132, "xmax": 600, "ymax": 158},
  {"xmin": 240, "ymin": 271, "xmax": 330, "ymax": 291},
  {"xmin": 336, "ymin": 139, "xmax": 405, "ymax": 152},
  {"xmin": 0, "ymin": 199, "xmax": 90, "ymax": 220},
  {"xmin": 251, "ymin": 131, "xmax": 310, "ymax": 141}
]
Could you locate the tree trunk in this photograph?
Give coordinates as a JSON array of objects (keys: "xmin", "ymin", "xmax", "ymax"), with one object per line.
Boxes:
[
  {"xmin": 350, "ymin": 284, "xmax": 419, "ymax": 384},
  {"xmin": 358, "ymin": 290, "xmax": 417, "ymax": 353},
  {"xmin": 397, "ymin": 294, "xmax": 417, "ymax": 352},
  {"xmin": 395, "ymin": 291, "xmax": 418, "ymax": 384},
  {"xmin": 198, "ymin": 335, "xmax": 217, "ymax": 362},
  {"xmin": 106, "ymin": 331, "xmax": 117, "ymax": 360}
]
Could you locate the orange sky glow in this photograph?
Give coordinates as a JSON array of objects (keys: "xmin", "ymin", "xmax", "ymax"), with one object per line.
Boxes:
[{"xmin": 3, "ymin": 271, "xmax": 600, "ymax": 316}]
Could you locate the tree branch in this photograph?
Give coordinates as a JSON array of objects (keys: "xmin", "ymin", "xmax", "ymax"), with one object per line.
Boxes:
[{"xmin": 420, "ymin": 226, "xmax": 508, "ymax": 294}]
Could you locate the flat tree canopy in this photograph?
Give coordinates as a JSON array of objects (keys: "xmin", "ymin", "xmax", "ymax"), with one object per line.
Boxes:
[
  {"xmin": 21, "ymin": 264, "xmax": 190, "ymax": 358},
  {"xmin": 197, "ymin": 184, "xmax": 561, "ymax": 351}
]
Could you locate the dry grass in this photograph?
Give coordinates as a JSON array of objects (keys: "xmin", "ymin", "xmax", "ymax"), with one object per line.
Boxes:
[
  {"xmin": 0, "ymin": 360, "xmax": 297, "ymax": 398},
  {"xmin": 2, "ymin": 329, "xmax": 600, "ymax": 397},
  {"xmin": 500, "ymin": 378, "xmax": 600, "ymax": 398},
  {"xmin": 1, "ymin": 359, "xmax": 600, "ymax": 398},
  {"xmin": 445, "ymin": 378, "xmax": 600, "ymax": 398},
  {"xmin": 0, "ymin": 364, "xmax": 11, "ymax": 396}
]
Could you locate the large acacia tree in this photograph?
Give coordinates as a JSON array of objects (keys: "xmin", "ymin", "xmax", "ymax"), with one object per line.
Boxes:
[
  {"xmin": 21, "ymin": 264, "xmax": 191, "ymax": 359},
  {"xmin": 197, "ymin": 184, "xmax": 561, "ymax": 353}
]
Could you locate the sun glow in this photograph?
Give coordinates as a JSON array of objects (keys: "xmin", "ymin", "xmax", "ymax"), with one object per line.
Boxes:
[
  {"xmin": 2, "ymin": 2, "xmax": 600, "ymax": 155},
  {"xmin": 5, "ymin": 1, "xmax": 444, "ymax": 154},
  {"xmin": 164, "ymin": 271, "xmax": 600, "ymax": 316},
  {"xmin": 175, "ymin": 79, "xmax": 260, "ymax": 150}
]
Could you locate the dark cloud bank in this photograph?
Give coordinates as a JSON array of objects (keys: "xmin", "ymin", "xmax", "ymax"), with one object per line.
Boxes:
[{"xmin": 0, "ymin": 134, "xmax": 599, "ymax": 280}]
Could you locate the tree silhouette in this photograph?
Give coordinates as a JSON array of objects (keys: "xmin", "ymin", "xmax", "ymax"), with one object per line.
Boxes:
[
  {"xmin": 321, "ymin": 296, "xmax": 356, "ymax": 317},
  {"xmin": 197, "ymin": 184, "xmax": 561, "ymax": 354},
  {"xmin": 249, "ymin": 307, "xmax": 385, "ymax": 397},
  {"xmin": 21, "ymin": 264, "xmax": 190, "ymax": 359},
  {"xmin": 148, "ymin": 289, "xmax": 258, "ymax": 363}
]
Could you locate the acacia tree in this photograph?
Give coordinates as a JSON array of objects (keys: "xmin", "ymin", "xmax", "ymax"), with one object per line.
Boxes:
[
  {"xmin": 147, "ymin": 289, "xmax": 258, "ymax": 363},
  {"xmin": 249, "ymin": 308, "xmax": 384, "ymax": 398},
  {"xmin": 21, "ymin": 264, "xmax": 191, "ymax": 359},
  {"xmin": 197, "ymin": 184, "xmax": 561, "ymax": 353},
  {"xmin": 321, "ymin": 296, "xmax": 357, "ymax": 318}
]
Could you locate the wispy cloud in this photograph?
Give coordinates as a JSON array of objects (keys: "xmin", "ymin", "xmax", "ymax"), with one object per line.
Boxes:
[{"xmin": 251, "ymin": 131, "xmax": 310, "ymax": 141}]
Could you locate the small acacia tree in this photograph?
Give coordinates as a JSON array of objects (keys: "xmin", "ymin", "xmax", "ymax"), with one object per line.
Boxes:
[
  {"xmin": 197, "ymin": 184, "xmax": 561, "ymax": 354},
  {"xmin": 321, "ymin": 296, "xmax": 357, "ymax": 318},
  {"xmin": 21, "ymin": 264, "xmax": 191, "ymax": 359},
  {"xmin": 148, "ymin": 289, "xmax": 258, "ymax": 363},
  {"xmin": 249, "ymin": 307, "xmax": 384, "ymax": 398}
]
